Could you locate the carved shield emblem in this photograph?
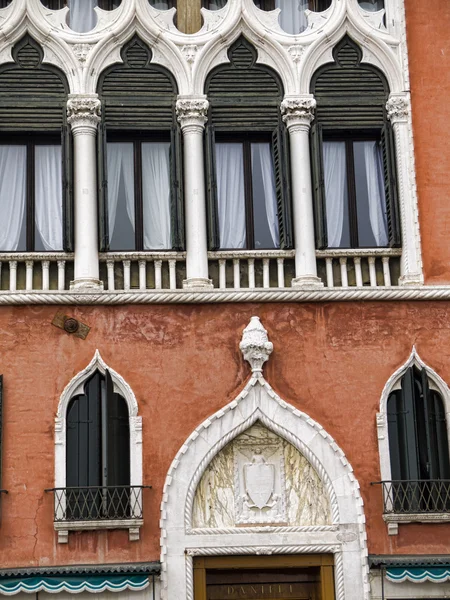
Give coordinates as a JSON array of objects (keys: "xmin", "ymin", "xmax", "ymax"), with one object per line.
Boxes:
[{"xmin": 244, "ymin": 460, "xmax": 275, "ymax": 509}]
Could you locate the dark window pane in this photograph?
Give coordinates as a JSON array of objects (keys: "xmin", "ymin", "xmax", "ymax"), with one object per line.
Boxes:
[
  {"xmin": 323, "ymin": 141, "xmax": 350, "ymax": 248},
  {"xmin": 148, "ymin": 0, "xmax": 172, "ymax": 8},
  {"xmin": 251, "ymin": 142, "xmax": 279, "ymax": 249},
  {"xmin": 205, "ymin": 0, "xmax": 227, "ymax": 9},
  {"xmin": 107, "ymin": 142, "xmax": 136, "ymax": 251},
  {"xmin": 0, "ymin": 145, "xmax": 27, "ymax": 251},
  {"xmin": 358, "ymin": 0, "xmax": 384, "ymax": 11},
  {"xmin": 353, "ymin": 140, "xmax": 388, "ymax": 248}
]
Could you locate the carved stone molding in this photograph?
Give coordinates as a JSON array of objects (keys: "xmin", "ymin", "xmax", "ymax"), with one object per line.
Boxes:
[
  {"xmin": 239, "ymin": 316, "xmax": 273, "ymax": 373},
  {"xmin": 176, "ymin": 98, "xmax": 209, "ymax": 130},
  {"xmin": 386, "ymin": 94, "xmax": 410, "ymax": 123},
  {"xmin": 281, "ymin": 97, "xmax": 316, "ymax": 128},
  {"xmin": 67, "ymin": 95, "xmax": 101, "ymax": 129},
  {"xmin": 181, "ymin": 45, "xmax": 198, "ymax": 64},
  {"xmin": 72, "ymin": 43, "xmax": 93, "ymax": 64}
]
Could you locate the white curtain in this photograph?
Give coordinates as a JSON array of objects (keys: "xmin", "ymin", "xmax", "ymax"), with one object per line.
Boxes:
[
  {"xmin": 207, "ymin": 0, "xmax": 228, "ymax": 10},
  {"xmin": 68, "ymin": 0, "xmax": 98, "ymax": 33},
  {"xmin": 216, "ymin": 143, "xmax": 246, "ymax": 249},
  {"xmin": 142, "ymin": 142, "xmax": 171, "ymax": 250},
  {"xmin": 35, "ymin": 145, "xmax": 63, "ymax": 251},
  {"xmin": 0, "ymin": 146, "xmax": 26, "ymax": 251},
  {"xmin": 107, "ymin": 143, "xmax": 135, "ymax": 241},
  {"xmin": 251, "ymin": 143, "xmax": 279, "ymax": 247},
  {"xmin": 276, "ymin": 0, "xmax": 308, "ymax": 34},
  {"xmin": 323, "ymin": 141, "xmax": 347, "ymax": 248},
  {"xmin": 363, "ymin": 141, "xmax": 388, "ymax": 247}
]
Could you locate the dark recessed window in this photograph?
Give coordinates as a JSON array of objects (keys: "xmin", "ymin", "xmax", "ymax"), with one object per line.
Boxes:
[
  {"xmin": 254, "ymin": 0, "xmax": 332, "ymax": 34},
  {"xmin": 322, "ymin": 135, "xmax": 388, "ymax": 249},
  {"xmin": 147, "ymin": 0, "xmax": 176, "ymax": 9},
  {"xmin": 0, "ymin": 1, "xmax": 12, "ymax": 7},
  {"xmin": 202, "ymin": 0, "xmax": 228, "ymax": 10},
  {"xmin": 215, "ymin": 136, "xmax": 279, "ymax": 250}
]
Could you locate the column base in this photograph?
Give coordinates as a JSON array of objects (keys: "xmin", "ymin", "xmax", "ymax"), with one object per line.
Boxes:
[
  {"xmin": 291, "ymin": 276, "xmax": 324, "ymax": 289},
  {"xmin": 183, "ymin": 278, "xmax": 214, "ymax": 290},
  {"xmin": 70, "ymin": 278, "xmax": 104, "ymax": 292},
  {"xmin": 399, "ymin": 273, "xmax": 423, "ymax": 287}
]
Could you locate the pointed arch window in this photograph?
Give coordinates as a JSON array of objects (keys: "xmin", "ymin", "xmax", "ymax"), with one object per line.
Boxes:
[
  {"xmin": 310, "ymin": 37, "xmax": 400, "ymax": 250},
  {"xmin": 205, "ymin": 37, "xmax": 293, "ymax": 251},
  {"xmin": 0, "ymin": 36, "xmax": 72, "ymax": 252},
  {"xmin": 40, "ymin": 1, "xmax": 122, "ymax": 33},
  {"xmin": 97, "ymin": 37, "xmax": 183, "ymax": 252},
  {"xmin": 387, "ymin": 366, "xmax": 450, "ymax": 513}
]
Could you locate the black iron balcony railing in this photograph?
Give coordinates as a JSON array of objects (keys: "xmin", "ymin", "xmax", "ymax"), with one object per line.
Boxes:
[
  {"xmin": 372, "ymin": 480, "xmax": 450, "ymax": 514},
  {"xmin": 45, "ymin": 486, "xmax": 151, "ymax": 522}
]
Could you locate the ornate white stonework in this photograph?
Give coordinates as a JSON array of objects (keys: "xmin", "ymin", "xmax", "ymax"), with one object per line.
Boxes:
[
  {"xmin": 67, "ymin": 95, "xmax": 101, "ymax": 128},
  {"xmin": 176, "ymin": 97, "xmax": 209, "ymax": 129},
  {"xmin": 239, "ymin": 316, "xmax": 273, "ymax": 373},
  {"xmin": 281, "ymin": 96, "xmax": 316, "ymax": 125},
  {"xmin": 72, "ymin": 43, "xmax": 93, "ymax": 64},
  {"xmin": 192, "ymin": 422, "xmax": 331, "ymax": 528},
  {"xmin": 386, "ymin": 94, "xmax": 410, "ymax": 123}
]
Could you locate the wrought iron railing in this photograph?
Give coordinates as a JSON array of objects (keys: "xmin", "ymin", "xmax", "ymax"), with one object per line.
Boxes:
[
  {"xmin": 45, "ymin": 486, "xmax": 151, "ymax": 522},
  {"xmin": 372, "ymin": 480, "xmax": 450, "ymax": 514}
]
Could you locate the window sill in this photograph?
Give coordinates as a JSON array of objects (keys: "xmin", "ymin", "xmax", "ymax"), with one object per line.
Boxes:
[
  {"xmin": 383, "ymin": 512, "xmax": 450, "ymax": 535},
  {"xmin": 54, "ymin": 519, "xmax": 143, "ymax": 543}
]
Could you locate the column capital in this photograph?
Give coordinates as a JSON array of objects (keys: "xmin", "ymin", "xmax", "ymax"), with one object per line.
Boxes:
[
  {"xmin": 386, "ymin": 93, "xmax": 410, "ymax": 124},
  {"xmin": 281, "ymin": 96, "xmax": 316, "ymax": 130},
  {"xmin": 176, "ymin": 96, "xmax": 209, "ymax": 131},
  {"xmin": 67, "ymin": 94, "xmax": 101, "ymax": 132}
]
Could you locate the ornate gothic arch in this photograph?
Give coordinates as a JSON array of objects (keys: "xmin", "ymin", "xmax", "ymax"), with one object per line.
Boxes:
[
  {"xmin": 54, "ymin": 351, "xmax": 143, "ymax": 532},
  {"xmin": 160, "ymin": 317, "xmax": 370, "ymax": 600}
]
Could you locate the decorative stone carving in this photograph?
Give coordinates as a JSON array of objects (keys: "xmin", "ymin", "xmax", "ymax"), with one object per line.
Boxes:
[
  {"xmin": 181, "ymin": 45, "xmax": 198, "ymax": 64},
  {"xmin": 176, "ymin": 98, "xmax": 209, "ymax": 128},
  {"xmin": 386, "ymin": 95, "xmax": 410, "ymax": 123},
  {"xmin": 288, "ymin": 45, "xmax": 305, "ymax": 63},
  {"xmin": 67, "ymin": 95, "xmax": 101, "ymax": 129},
  {"xmin": 281, "ymin": 97, "xmax": 316, "ymax": 126},
  {"xmin": 73, "ymin": 43, "xmax": 93, "ymax": 64},
  {"xmin": 240, "ymin": 316, "xmax": 273, "ymax": 373},
  {"xmin": 192, "ymin": 423, "xmax": 332, "ymax": 529}
]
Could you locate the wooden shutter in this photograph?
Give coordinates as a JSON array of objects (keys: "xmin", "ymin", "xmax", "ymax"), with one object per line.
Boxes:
[
  {"xmin": 401, "ymin": 367, "xmax": 420, "ymax": 481},
  {"xmin": 387, "ymin": 391, "xmax": 404, "ymax": 482},
  {"xmin": 310, "ymin": 122, "xmax": 327, "ymax": 249},
  {"xmin": 62, "ymin": 124, "xmax": 74, "ymax": 252},
  {"xmin": 98, "ymin": 119, "xmax": 109, "ymax": 252},
  {"xmin": 272, "ymin": 124, "xmax": 293, "ymax": 249},
  {"xmin": 432, "ymin": 392, "xmax": 450, "ymax": 480},
  {"xmin": 381, "ymin": 123, "xmax": 401, "ymax": 248},
  {"xmin": 106, "ymin": 373, "xmax": 130, "ymax": 488},
  {"xmin": 170, "ymin": 124, "xmax": 185, "ymax": 250},
  {"xmin": 205, "ymin": 124, "xmax": 220, "ymax": 250}
]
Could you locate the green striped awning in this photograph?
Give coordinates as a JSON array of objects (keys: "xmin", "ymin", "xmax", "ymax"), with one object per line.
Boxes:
[
  {"xmin": 0, "ymin": 575, "xmax": 149, "ymax": 595},
  {"xmin": 387, "ymin": 567, "xmax": 450, "ymax": 583}
]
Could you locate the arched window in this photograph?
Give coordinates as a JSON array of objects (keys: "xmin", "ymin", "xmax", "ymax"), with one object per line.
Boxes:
[
  {"xmin": 358, "ymin": 0, "xmax": 384, "ymax": 11},
  {"xmin": 387, "ymin": 366, "xmax": 450, "ymax": 512},
  {"xmin": 40, "ymin": 1, "xmax": 122, "ymax": 34},
  {"xmin": 97, "ymin": 36, "xmax": 183, "ymax": 252},
  {"xmin": 205, "ymin": 37, "xmax": 292, "ymax": 251},
  {"xmin": 66, "ymin": 370, "xmax": 130, "ymax": 520},
  {"xmin": 254, "ymin": 0, "xmax": 332, "ymax": 35},
  {"xmin": 310, "ymin": 36, "xmax": 400, "ymax": 250},
  {"xmin": 0, "ymin": 36, "xmax": 71, "ymax": 252}
]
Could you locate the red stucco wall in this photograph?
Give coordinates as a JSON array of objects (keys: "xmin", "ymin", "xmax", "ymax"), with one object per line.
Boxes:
[
  {"xmin": 0, "ymin": 302, "xmax": 449, "ymax": 567},
  {"xmin": 405, "ymin": 0, "xmax": 450, "ymax": 283}
]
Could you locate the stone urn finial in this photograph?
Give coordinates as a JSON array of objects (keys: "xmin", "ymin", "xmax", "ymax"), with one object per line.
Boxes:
[{"xmin": 240, "ymin": 317, "xmax": 273, "ymax": 374}]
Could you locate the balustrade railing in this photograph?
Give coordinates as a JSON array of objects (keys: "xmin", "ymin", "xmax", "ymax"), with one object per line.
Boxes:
[
  {"xmin": 99, "ymin": 252, "xmax": 186, "ymax": 291},
  {"xmin": 316, "ymin": 249, "xmax": 402, "ymax": 288},
  {"xmin": 373, "ymin": 480, "xmax": 450, "ymax": 514},
  {"xmin": 0, "ymin": 253, "xmax": 74, "ymax": 292},
  {"xmin": 46, "ymin": 486, "xmax": 151, "ymax": 522},
  {"xmin": 208, "ymin": 250, "xmax": 296, "ymax": 289}
]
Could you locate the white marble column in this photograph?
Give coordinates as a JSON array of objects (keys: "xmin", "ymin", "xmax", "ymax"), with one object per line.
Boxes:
[
  {"xmin": 176, "ymin": 97, "xmax": 213, "ymax": 289},
  {"xmin": 67, "ymin": 94, "xmax": 103, "ymax": 291},
  {"xmin": 386, "ymin": 93, "xmax": 423, "ymax": 286},
  {"xmin": 281, "ymin": 97, "xmax": 323, "ymax": 288}
]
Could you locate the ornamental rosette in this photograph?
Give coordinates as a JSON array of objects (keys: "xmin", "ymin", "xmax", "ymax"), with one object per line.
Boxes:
[
  {"xmin": 176, "ymin": 98, "xmax": 209, "ymax": 127},
  {"xmin": 67, "ymin": 95, "xmax": 101, "ymax": 127},
  {"xmin": 280, "ymin": 97, "xmax": 316, "ymax": 124},
  {"xmin": 240, "ymin": 316, "xmax": 273, "ymax": 373},
  {"xmin": 386, "ymin": 95, "xmax": 410, "ymax": 122}
]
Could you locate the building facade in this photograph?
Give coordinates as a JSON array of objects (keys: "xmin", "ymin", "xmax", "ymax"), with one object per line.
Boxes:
[{"xmin": 0, "ymin": 1, "xmax": 449, "ymax": 599}]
